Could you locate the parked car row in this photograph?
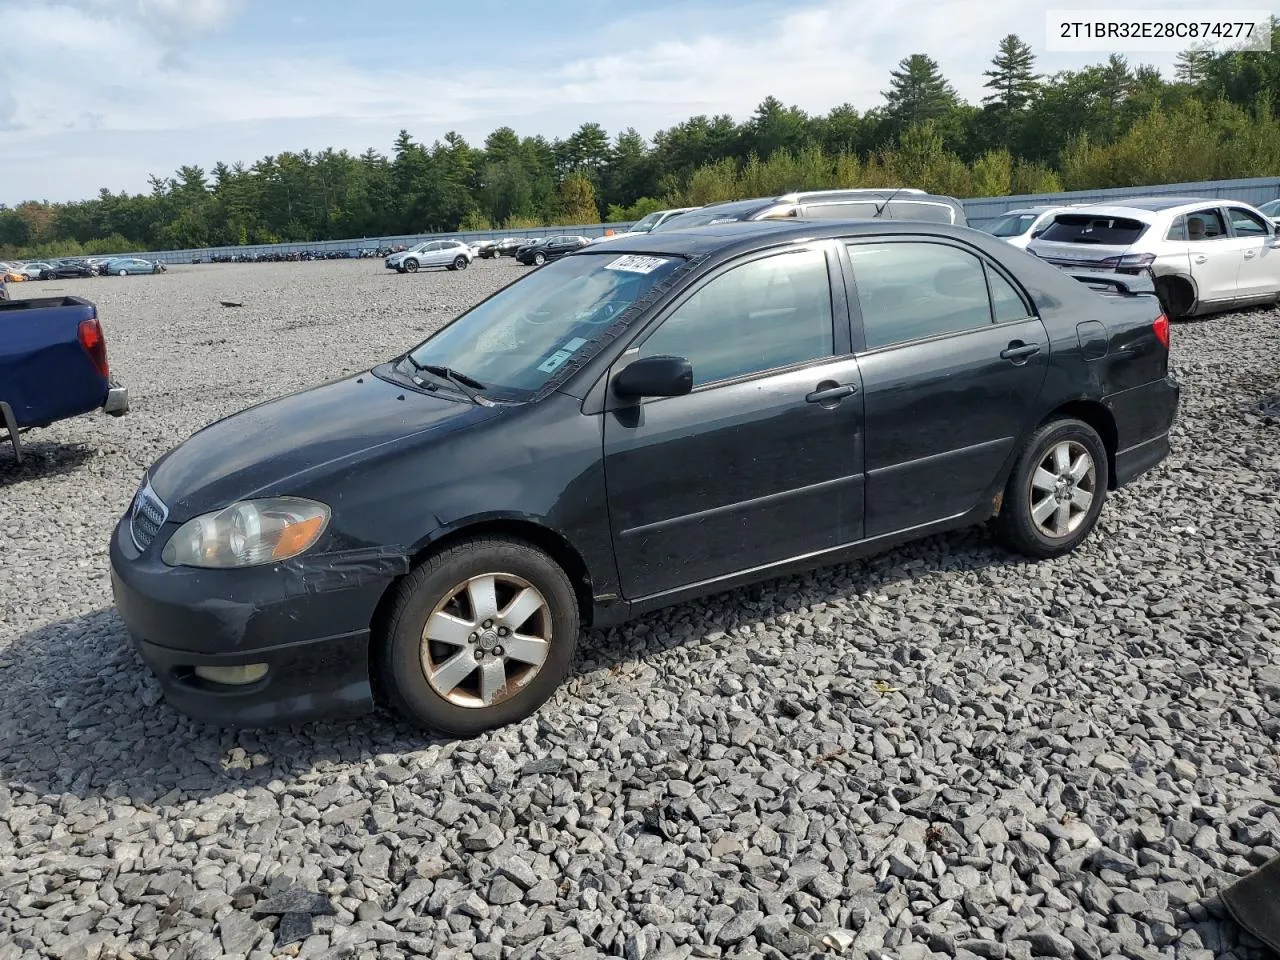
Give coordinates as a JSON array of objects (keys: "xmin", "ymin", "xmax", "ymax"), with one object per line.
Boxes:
[
  {"xmin": 982, "ymin": 195, "xmax": 1280, "ymax": 320},
  {"xmin": 0, "ymin": 256, "xmax": 165, "ymax": 279}
]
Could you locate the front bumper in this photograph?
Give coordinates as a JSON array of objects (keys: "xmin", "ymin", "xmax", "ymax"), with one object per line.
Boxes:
[
  {"xmin": 108, "ymin": 516, "xmax": 402, "ymax": 727},
  {"xmin": 104, "ymin": 380, "xmax": 129, "ymax": 417}
]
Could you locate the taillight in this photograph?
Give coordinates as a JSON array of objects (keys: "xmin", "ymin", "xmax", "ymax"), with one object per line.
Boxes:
[
  {"xmin": 1152, "ymin": 313, "xmax": 1170, "ymax": 349},
  {"xmin": 78, "ymin": 318, "xmax": 110, "ymax": 378}
]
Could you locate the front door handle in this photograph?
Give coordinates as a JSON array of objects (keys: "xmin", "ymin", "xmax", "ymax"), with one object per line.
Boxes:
[
  {"xmin": 1244, "ymin": 250, "xmax": 1257, "ymax": 259},
  {"xmin": 1000, "ymin": 341, "xmax": 1041, "ymax": 362},
  {"xmin": 1193, "ymin": 254, "xmax": 1208, "ymax": 264},
  {"xmin": 806, "ymin": 382, "xmax": 857, "ymax": 406}
]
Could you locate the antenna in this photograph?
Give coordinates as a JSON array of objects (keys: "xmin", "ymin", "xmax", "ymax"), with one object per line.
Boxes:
[{"xmin": 874, "ymin": 186, "xmax": 909, "ymax": 220}]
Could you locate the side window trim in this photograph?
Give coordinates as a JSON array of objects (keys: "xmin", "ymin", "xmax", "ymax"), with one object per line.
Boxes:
[
  {"xmin": 983, "ymin": 260, "xmax": 1036, "ymax": 322},
  {"xmin": 618, "ymin": 242, "xmax": 846, "ymax": 397}
]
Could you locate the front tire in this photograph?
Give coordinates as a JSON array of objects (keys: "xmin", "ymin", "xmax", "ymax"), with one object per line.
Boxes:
[
  {"xmin": 379, "ymin": 536, "xmax": 579, "ymax": 737},
  {"xmin": 118, "ymin": 269, "xmax": 127, "ymax": 277},
  {"xmin": 994, "ymin": 418, "xmax": 1108, "ymax": 560},
  {"xmin": 404, "ymin": 258, "xmax": 419, "ymax": 273},
  {"xmin": 533, "ymin": 252, "xmax": 546, "ymax": 266}
]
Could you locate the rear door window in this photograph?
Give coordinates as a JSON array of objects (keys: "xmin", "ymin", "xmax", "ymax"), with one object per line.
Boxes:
[
  {"xmin": 886, "ymin": 200, "xmax": 957, "ymax": 224},
  {"xmin": 847, "ymin": 241, "xmax": 997, "ymax": 350},
  {"xmin": 1186, "ymin": 208, "xmax": 1228, "ymax": 241},
  {"xmin": 1037, "ymin": 215, "xmax": 1149, "ymax": 245},
  {"xmin": 798, "ymin": 202, "xmax": 882, "ymax": 220}
]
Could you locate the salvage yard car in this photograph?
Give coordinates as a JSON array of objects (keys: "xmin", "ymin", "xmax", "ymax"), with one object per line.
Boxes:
[
  {"xmin": 1026, "ymin": 196, "xmax": 1280, "ymax": 319},
  {"xmin": 515, "ymin": 235, "xmax": 590, "ymax": 265},
  {"xmin": 0, "ymin": 294, "xmax": 130, "ymax": 461},
  {"xmin": 384, "ymin": 239, "xmax": 474, "ymax": 273},
  {"xmin": 110, "ymin": 219, "xmax": 1179, "ymax": 736}
]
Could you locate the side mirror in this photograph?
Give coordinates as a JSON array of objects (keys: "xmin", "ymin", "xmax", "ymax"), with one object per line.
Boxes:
[
  {"xmin": 1030, "ymin": 229, "xmax": 1045, "ymax": 239},
  {"xmin": 613, "ymin": 355, "xmax": 693, "ymax": 398}
]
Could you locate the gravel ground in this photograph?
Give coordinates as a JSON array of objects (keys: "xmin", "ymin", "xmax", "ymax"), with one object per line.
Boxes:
[{"xmin": 1, "ymin": 259, "xmax": 1279, "ymax": 960}]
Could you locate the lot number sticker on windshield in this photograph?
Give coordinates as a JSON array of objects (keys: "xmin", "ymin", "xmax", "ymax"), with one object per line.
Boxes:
[
  {"xmin": 605, "ymin": 255, "xmax": 671, "ymax": 274},
  {"xmin": 537, "ymin": 337, "xmax": 590, "ymax": 374}
]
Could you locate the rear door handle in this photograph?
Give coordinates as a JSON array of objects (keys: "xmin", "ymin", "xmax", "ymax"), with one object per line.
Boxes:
[
  {"xmin": 1000, "ymin": 341, "xmax": 1041, "ymax": 362},
  {"xmin": 806, "ymin": 383, "xmax": 857, "ymax": 405},
  {"xmin": 1244, "ymin": 250, "xmax": 1257, "ymax": 259}
]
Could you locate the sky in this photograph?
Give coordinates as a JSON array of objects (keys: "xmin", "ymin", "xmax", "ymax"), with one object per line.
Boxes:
[{"xmin": 0, "ymin": 0, "xmax": 1217, "ymax": 206}]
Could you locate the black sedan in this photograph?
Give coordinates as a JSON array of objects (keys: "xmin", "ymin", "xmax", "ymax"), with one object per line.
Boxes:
[
  {"xmin": 514, "ymin": 235, "xmax": 590, "ymax": 265},
  {"xmin": 42, "ymin": 260, "xmax": 98, "ymax": 279},
  {"xmin": 109, "ymin": 219, "xmax": 1179, "ymax": 736}
]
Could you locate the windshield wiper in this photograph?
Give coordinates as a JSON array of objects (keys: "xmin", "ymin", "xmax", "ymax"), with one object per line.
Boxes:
[{"xmin": 400, "ymin": 354, "xmax": 489, "ymax": 405}]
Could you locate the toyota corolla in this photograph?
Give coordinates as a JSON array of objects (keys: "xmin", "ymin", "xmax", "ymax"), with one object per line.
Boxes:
[{"xmin": 110, "ymin": 220, "xmax": 1179, "ymax": 736}]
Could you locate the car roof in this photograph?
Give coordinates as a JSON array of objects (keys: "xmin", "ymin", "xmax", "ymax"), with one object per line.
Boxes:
[
  {"xmin": 572, "ymin": 217, "xmax": 991, "ymax": 259},
  {"xmin": 1076, "ymin": 196, "xmax": 1224, "ymax": 213}
]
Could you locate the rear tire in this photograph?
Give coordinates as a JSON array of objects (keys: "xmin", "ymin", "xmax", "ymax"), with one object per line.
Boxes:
[
  {"xmin": 453, "ymin": 256, "xmax": 468, "ymax": 271},
  {"xmin": 379, "ymin": 536, "xmax": 579, "ymax": 737},
  {"xmin": 994, "ymin": 418, "xmax": 1109, "ymax": 560}
]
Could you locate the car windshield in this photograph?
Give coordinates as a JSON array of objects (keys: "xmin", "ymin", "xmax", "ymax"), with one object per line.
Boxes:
[
  {"xmin": 1258, "ymin": 199, "xmax": 1280, "ymax": 216},
  {"xmin": 404, "ymin": 251, "xmax": 684, "ymax": 400},
  {"xmin": 650, "ymin": 200, "xmax": 770, "ymax": 232},
  {"xmin": 986, "ymin": 213, "xmax": 1038, "ymax": 237},
  {"xmin": 630, "ymin": 212, "xmax": 664, "ymax": 233}
]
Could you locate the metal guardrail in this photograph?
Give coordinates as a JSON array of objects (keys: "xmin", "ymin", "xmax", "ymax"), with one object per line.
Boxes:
[{"xmin": 75, "ymin": 175, "xmax": 1280, "ymax": 263}]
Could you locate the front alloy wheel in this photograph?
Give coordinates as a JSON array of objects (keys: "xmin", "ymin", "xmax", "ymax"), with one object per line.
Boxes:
[
  {"xmin": 380, "ymin": 535, "xmax": 578, "ymax": 736},
  {"xmin": 421, "ymin": 573, "xmax": 550, "ymax": 708}
]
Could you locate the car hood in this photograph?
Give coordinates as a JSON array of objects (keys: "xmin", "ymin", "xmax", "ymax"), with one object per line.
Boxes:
[{"xmin": 148, "ymin": 367, "xmax": 499, "ymax": 519}]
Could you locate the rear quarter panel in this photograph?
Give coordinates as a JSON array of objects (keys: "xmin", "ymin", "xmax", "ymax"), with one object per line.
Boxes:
[{"xmin": 0, "ymin": 299, "xmax": 108, "ymax": 427}]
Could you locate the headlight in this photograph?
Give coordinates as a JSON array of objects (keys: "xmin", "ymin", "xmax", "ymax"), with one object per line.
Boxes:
[{"xmin": 161, "ymin": 497, "xmax": 330, "ymax": 568}]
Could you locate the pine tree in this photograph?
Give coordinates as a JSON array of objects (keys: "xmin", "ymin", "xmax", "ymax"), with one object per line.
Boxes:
[
  {"xmin": 982, "ymin": 34, "xmax": 1041, "ymax": 111},
  {"xmin": 882, "ymin": 54, "xmax": 959, "ymax": 127},
  {"xmin": 1174, "ymin": 44, "xmax": 1213, "ymax": 84}
]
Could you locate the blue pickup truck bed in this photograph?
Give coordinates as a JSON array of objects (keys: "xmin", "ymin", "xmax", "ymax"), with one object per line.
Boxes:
[{"xmin": 0, "ymin": 293, "xmax": 129, "ymax": 462}]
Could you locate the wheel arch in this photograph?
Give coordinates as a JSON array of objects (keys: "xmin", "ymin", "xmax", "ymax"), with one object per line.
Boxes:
[
  {"xmin": 370, "ymin": 515, "xmax": 597, "ymax": 656},
  {"xmin": 1036, "ymin": 399, "xmax": 1119, "ymax": 489},
  {"xmin": 1154, "ymin": 272, "xmax": 1197, "ymax": 319}
]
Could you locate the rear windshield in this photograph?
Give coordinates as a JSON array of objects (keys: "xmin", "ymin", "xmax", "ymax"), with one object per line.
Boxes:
[{"xmin": 1038, "ymin": 215, "xmax": 1148, "ymax": 245}]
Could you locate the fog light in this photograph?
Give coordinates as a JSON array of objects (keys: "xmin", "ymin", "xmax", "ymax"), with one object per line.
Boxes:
[{"xmin": 193, "ymin": 663, "xmax": 268, "ymax": 685}]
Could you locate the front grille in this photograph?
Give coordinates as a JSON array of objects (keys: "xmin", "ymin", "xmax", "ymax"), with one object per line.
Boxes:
[{"xmin": 130, "ymin": 481, "xmax": 169, "ymax": 552}]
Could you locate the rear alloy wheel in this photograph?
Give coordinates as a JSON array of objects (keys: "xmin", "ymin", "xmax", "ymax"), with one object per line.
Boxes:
[
  {"xmin": 404, "ymin": 258, "xmax": 419, "ymax": 273},
  {"xmin": 994, "ymin": 418, "xmax": 1109, "ymax": 559},
  {"xmin": 533, "ymin": 252, "xmax": 546, "ymax": 266},
  {"xmin": 453, "ymin": 255, "xmax": 468, "ymax": 271},
  {"xmin": 379, "ymin": 536, "xmax": 578, "ymax": 736}
]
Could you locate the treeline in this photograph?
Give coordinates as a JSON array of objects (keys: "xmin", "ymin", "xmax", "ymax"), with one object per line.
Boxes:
[{"xmin": 4, "ymin": 27, "xmax": 1280, "ymax": 258}]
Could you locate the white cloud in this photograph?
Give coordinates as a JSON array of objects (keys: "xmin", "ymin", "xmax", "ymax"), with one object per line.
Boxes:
[{"xmin": 0, "ymin": 0, "xmax": 1197, "ymax": 204}]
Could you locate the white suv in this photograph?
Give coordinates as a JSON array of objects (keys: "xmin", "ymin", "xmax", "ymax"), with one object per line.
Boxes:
[
  {"xmin": 592, "ymin": 207, "xmax": 700, "ymax": 243},
  {"xmin": 1026, "ymin": 196, "xmax": 1280, "ymax": 319},
  {"xmin": 385, "ymin": 240, "xmax": 474, "ymax": 274}
]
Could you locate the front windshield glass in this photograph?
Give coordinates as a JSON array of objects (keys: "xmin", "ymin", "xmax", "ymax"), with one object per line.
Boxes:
[
  {"xmin": 1258, "ymin": 199, "xmax": 1280, "ymax": 216},
  {"xmin": 650, "ymin": 200, "xmax": 766, "ymax": 232},
  {"xmin": 405, "ymin": 251, "xmax": 684, "ymax": 400},
  {"xmin": 986, "ymin": 214, "xmax": 1037, "ymax": 237},
  {"xmin": 630, "ymin": 212, "xmax": 663, "ymax": 233}
]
